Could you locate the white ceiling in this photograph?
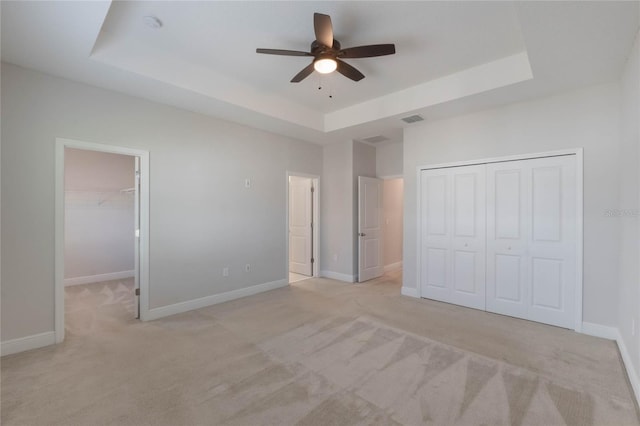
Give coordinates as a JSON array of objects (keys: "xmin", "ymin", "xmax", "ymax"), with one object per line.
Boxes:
[{"xmin": 2, "ymin": 1, "xmax": 638, "ymax": 145}]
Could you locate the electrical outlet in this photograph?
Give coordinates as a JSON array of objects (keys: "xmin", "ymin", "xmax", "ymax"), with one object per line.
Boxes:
[
  {"xmin": 222, "ymin": 267, "xmax": 229, "ymax": 277},
  {"xmin": 244, "ymin": 178, "xmax": 251, "ymax": 188},
  {"xmin": 245, "ymin": 264, "xmax": 251, "ymax": 272}
]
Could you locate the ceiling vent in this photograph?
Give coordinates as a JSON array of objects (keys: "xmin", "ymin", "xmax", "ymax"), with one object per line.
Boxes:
[
  {"xmin": 401, "ymin": 114, "xmax": 424, "ymax": 124},
  {"xmin": 362, "ymin": 135, "xmax": 389, "ymax": 144}
]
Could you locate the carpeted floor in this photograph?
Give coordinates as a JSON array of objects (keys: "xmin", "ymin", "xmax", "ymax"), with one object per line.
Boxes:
[
  {"xmin": 1, "ymin": 272, "xmax": 639, "ymax": 425},
  {"xmin": 289, "ymin": 272, "xmax": 312, "ymax": 283}
]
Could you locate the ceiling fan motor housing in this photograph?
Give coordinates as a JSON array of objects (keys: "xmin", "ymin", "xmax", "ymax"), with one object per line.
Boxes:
[{"xmin": 311, "ymin": 39, "xmax": 341, "ymax": 55}]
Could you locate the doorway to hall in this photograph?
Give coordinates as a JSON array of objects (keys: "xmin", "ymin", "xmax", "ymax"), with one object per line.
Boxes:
[
  {"xmin": 381, "ymin": 177, "xmax": 403, "ymax": 275},
  {"xmin": 287, "ymin": 174, "xmax": 319, "ymax": 284}
]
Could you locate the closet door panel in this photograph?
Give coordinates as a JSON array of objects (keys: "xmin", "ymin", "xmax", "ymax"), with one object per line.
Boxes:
[
  {"xmin": 527, "ymin": 156, "xmax": 576, "ymax": 328},
  {"xmin": 420, "ymin": 170, "xmax": 451, "ymax": 302},
  {"xmin": 420, "ymin": 165, "xmax": 486, "ymax": 309},
  {"xmin": 450, "ymin": 165, "xmax": 486, "ymax": 309},
  {"xmin": 486, "ymin": 161, "xmax": 529, "ymax": 319}
]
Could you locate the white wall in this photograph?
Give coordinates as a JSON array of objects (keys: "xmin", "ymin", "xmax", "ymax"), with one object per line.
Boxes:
[
  {"xmin": 376, "ymin": 142, "xmax": 403, "ymax": 178},
  {"xmin": 320, "ymin": 141, "xmax": 353, "ymax": 279},
  {"xmin": 617, "ymin": 30, "xmax": 640, "ymax": 386},
  {"xmin": 403, "ymin": 82, "xmax": 621, "ymax": 326},
  {"xmin": 1, "ymin": 63, "xmax": 322, "ymax": 341},
  {"xmin": 64, "ymin": 149, "xmax": 135, "ymax": 283},
  {"xmin": 383, "ymin": 178, "xmax": 403, "ymax": 269}
]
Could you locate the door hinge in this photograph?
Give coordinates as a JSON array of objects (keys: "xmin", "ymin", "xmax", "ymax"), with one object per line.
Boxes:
[
  {"xmin": 311, "ymin": 258, "xmax": 315, "ymax": 264},
  {"xmin": 311, "ymin": 186, "xmax": 315, "ymax": 193},
  {"xmin": 135, "ymin": 288, "xmax": 140, "ymax": 296}
]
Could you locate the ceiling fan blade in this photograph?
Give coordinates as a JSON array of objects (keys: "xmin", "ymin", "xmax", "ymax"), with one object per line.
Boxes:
[
  {"xmin": 336, "ymin": 59, "xmax": 365, "ymax": 82},
  {"xmin": 339, "ymin": 44, "xmax": 396, "ymax": 58},
  {"xmin": 256, "ymin": 48, "xmax": 312, "ymax": 57},
  {"xmin": 291, "ymin": 62, "xmax": 315, "ymax": 83},
  {"xmin": 314, "ymin": 13, "xmax": 333, "ymax": 48}
]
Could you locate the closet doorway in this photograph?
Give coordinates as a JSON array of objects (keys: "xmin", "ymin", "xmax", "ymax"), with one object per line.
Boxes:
[
  {"xmin": 54, "ymin": 139, "xmax": 150, "ymax": 343},
  {"xmin": 287, "ymin": 173, "xmax": 319, "ymax": 283}
]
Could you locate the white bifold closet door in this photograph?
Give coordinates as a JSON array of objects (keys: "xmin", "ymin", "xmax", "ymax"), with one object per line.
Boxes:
[
  {"xmin": 420, "ymin": 154, "xmax": 577, "ymax": 329},
  {"xmin": 420, "ymin": 165, "xmax": 486, "ymax": 310},
  {"xmin": 486, "ymin": 155, "xmax": 576, "ymax": 328}
]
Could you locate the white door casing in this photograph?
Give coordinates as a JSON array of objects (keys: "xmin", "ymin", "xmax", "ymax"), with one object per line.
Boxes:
[
  {"xmin": 420, "ymin": 165, "xmax": 486, "ymax": 309},
  {"xmin": 289, "ymin": 176, "xmax": 312, "ymax": 276},
  {"xmin": 358, "ymin": 176, "xmax": 384, "ymax": 282},
  {"xmin": 55, "ymin": 138, "xmax": 150, "ymax": 344},
  {"xmin": 134, "ymin": 156, "xmax": 141, "ymax": 319}
]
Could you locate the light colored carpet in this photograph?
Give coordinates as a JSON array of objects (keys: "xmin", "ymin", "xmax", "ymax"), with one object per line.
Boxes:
[
  {"xmin": 289, "ymin": 272, "xmax": 311, "ymax": 283},
  {"xmin": 2, "ymin": 272, "xmax": 639, "ymax": 425}
]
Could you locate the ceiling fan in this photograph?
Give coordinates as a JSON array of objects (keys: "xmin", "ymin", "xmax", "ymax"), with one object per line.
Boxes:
[{"xmin": 256, "ymin": 13, "xmax": 396, "ymax": 83}]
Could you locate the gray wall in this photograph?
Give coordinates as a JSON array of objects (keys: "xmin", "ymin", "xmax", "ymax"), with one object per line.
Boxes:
[
  {"xmin": 376, "ymin": 142, "xmax": 403, "ymax": 178},
  {"xmin": 1, "ymin": 63, "xmax": 322, "ymax": 341},
  {"xmin": 319, "ymin": 140, "xmax": 377, "ymax": 281},
  {"xmin": 403, "ymin": 82, "xmax": 621, "ymax": 327},
  {"xmin": 617, "ymin": 31, "xmax": 640, "ymax": 377},
  {"xmin": 320, "ymin": 141, "xmax": 353, "ymax": 279}
]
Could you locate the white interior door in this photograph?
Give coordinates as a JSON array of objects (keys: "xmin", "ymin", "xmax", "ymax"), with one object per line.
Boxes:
[
  {"xmin": 450, "ymin": 165, "xmax": 486, "ymax": 309},
  {"xmin": 358, "ymin": 176, "xmax": 383, "ymax": 282},
  {"xmin": 289, "ymin": 176, "xmax": 312, "ymax": 276},
  {"xmin": 486, "ymin": 155, "xmax": 576, "ymax": 328},
  {"xmin": 528, "ymin": 156, "xmax": 576, "ymax": 327},
  {"xmin": 420, "ymin": 166, "xmax": 486, "ymax": 309},
  {"xmin": 486, "ymin": 160, "xmax": 529, "ymax": 319},
  {"xmin": 133, "ymin": 156, "xmax": 140, "ymax": 319}
]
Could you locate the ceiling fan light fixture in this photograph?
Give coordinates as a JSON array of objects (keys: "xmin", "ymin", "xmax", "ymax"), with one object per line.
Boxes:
[{"xmin": 314, "ymin": 57, "xmax": 337, "ymax": 74}]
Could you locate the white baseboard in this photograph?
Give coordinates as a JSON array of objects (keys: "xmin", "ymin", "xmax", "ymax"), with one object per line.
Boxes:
[
  {"xmin": 581, "ymin": 322, "xmax": 618, "ymax": 340},
  {"xmin": 64, "ymin": 270, "xmax": 135, "ymax": 286},
  {"xmin": 145, "ymin": 279, "xmax": 288, "ymax": 321},
  {"xmin": 582, "ymin": 322, "xmax": 639, "ymax": 407},
  {"xmin": 320, "ymin": 270, "xmax": 356, "ymax": 283},
  {"xmin": 615, "ymin": 330, "xmax": 640, "ymax": 409},
  {"xmin": 384, "ymin": 261, "xmax": 403, "ymax": 273},
  {"xmin": 1, "ymin": 331, "xmax": 56, "ymax": 356},
  {"xmin": 401, "ymin": 286, "xmax": 419, "ymax": 298}
]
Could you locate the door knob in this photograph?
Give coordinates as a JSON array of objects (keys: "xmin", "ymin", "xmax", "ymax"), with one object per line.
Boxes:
[{"xmin": 359, "ymin": 232, "xmax": 366, "ymax": 237}]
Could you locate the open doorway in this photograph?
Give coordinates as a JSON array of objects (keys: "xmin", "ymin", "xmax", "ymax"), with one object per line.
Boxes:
[
  {"xmin": 287, "ymin": 173, "xmax": 319, "ymax": 284},
  {"xmin": 55, "ymin": 139, "xmax": 149, "ymax": 344},
  {"xmin": 382, "ymin": 177, "xmax": 403, "ymax": 275},
  {"xmin": 63, "ymin": 148, "xmax": 137, "ymax": 336}
]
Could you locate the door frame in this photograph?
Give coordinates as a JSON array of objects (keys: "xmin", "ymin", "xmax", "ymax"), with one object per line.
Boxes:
[
  {"xmin": 416, "ymin": 148, "xmax": 584, "ymax": 332},
  {"xmin": 286, "ymin": 172, "xmax": 320, "ymax": 280},
  {"xmin": 54, "ymin": 138, "xmax": 151, "ymax": 344}
]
